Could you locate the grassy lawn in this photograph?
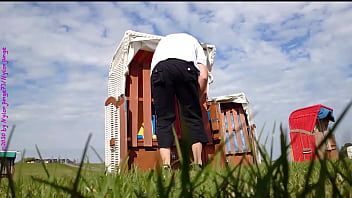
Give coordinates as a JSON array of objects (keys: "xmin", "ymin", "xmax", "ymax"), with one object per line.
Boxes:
[
  {"xmin": 13, "ymin": 163, "xmax": 80, "ymax": 179},
  {"xmin": 0, "ymin": 153, "xmax": 351, "ymax": 197},
  {"xmin": 0, "ymin": 100, "xmax": 350, "ymax": 197}
]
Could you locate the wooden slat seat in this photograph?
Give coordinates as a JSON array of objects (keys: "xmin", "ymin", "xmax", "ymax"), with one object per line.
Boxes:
[{"xmin": 218, "ymin": 103, "xmax": 251, "ymax": 155}]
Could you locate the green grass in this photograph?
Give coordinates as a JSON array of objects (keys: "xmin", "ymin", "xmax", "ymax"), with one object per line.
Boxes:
[
  {"xmin": 0, "ymin": 99, "xmax": 351, "ymax": 197},
  {"xmin": 1, "ymin": 159, "xmax": 351, "ymax": 198},
  {"xmin": 12, "ymin": 163, "xmax": 105, "ymax": 179}
]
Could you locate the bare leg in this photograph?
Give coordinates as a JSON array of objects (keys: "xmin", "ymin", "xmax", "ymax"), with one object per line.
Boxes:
[
  {"xmin": 192, "ymin": 142, "xmax": 203, "ymax": 165},
  {"xmin": 159, "ymin": 148, "xmax": 171, "ymax": 166}
]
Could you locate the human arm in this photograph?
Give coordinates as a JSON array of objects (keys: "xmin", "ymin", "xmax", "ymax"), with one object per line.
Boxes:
[
  {"xmin": 193, "ymin": 36, "xmax": 208, "ymax": 98},
  {"xmin": 197, "ymin": 63, "xmax": 208, "ymax": 96}
]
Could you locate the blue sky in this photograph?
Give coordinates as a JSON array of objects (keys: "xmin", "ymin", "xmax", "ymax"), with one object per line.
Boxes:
[{"xmin": 1, "ymin": 2, "xmax": 351, "ymax": 163}]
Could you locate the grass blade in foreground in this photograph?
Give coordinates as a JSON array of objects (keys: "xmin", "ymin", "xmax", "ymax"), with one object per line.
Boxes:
[{"xmin": 35, "ymin": 144, "xmax": 50, "ymax": 179}]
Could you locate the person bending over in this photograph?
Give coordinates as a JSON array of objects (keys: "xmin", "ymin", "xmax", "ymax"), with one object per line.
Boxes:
[{"xmin": 150, "ymin": 33, "xmax": 209, "ymax": 168}]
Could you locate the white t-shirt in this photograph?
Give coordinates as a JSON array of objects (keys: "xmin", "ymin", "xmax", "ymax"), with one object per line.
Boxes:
[{"xmin": 150, "ymin": 33, "xmax": 207, "ymax": 73}]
